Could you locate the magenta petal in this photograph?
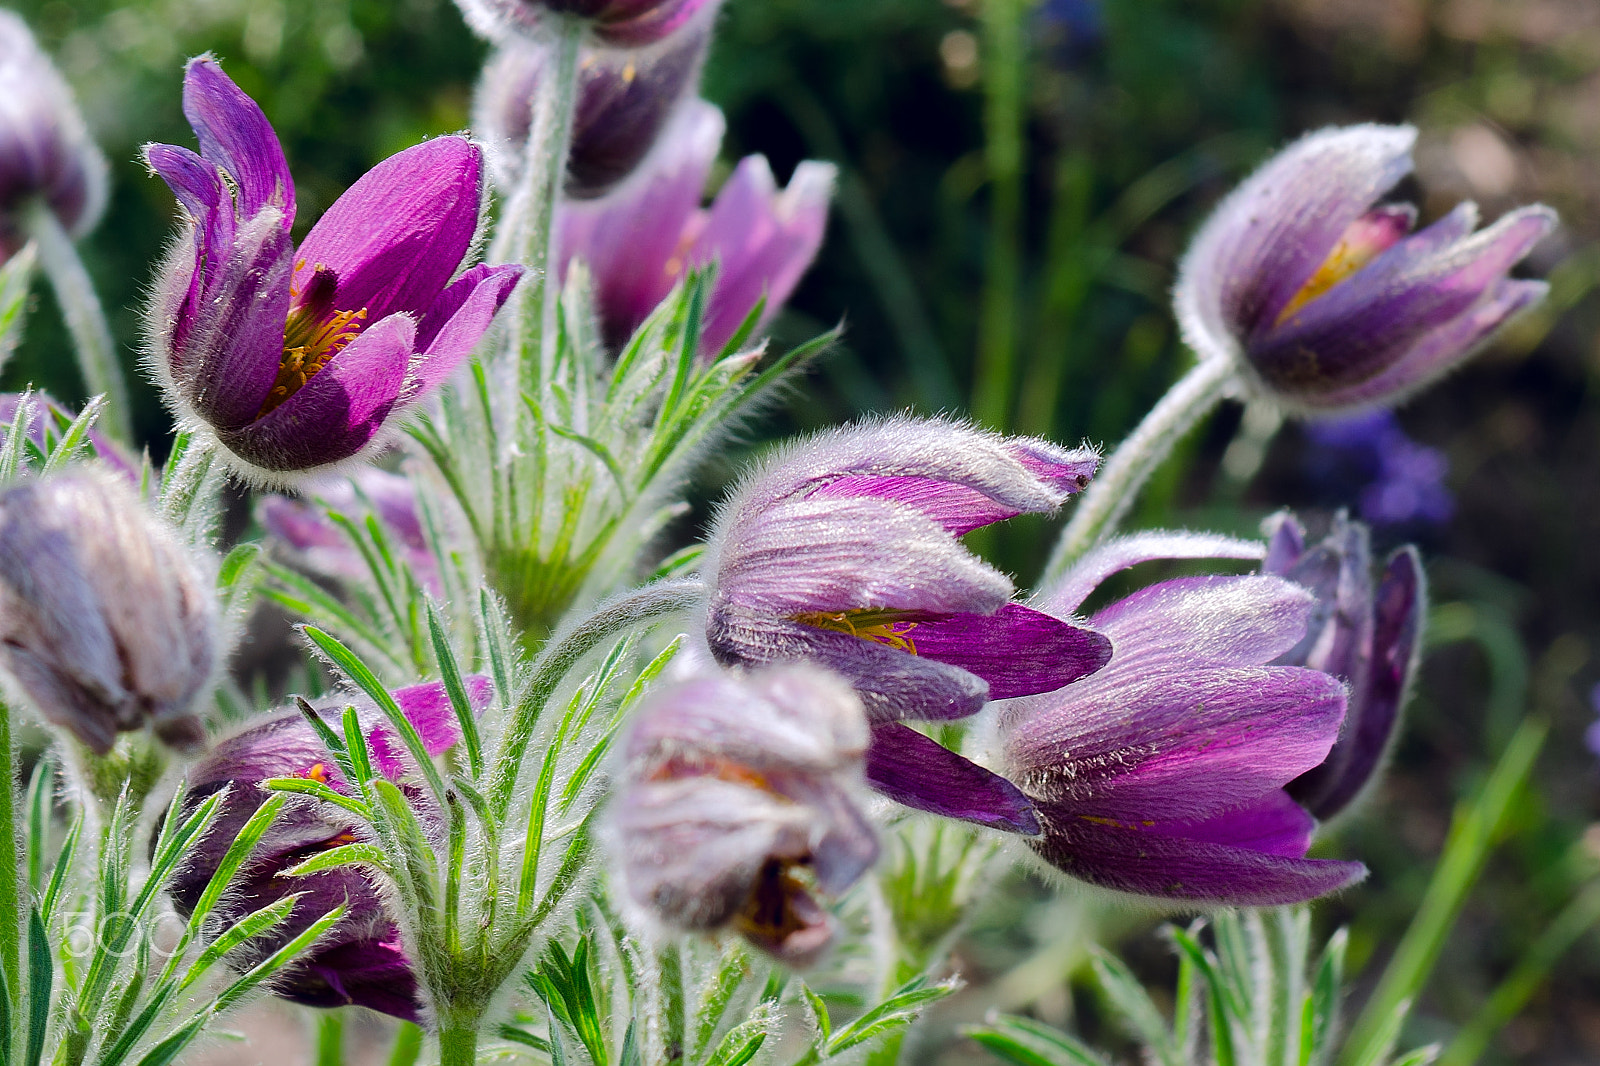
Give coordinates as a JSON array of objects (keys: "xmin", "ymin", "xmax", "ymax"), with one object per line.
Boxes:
[
  {"xmin": 812, "ymin": 476, "xmax": 1031, "ymax": 537},
  {"xmin": 294, "ymin": 137, "xmax": 483, "ymax": 324},
  {"xmin": 367, "ymin": 675, "xmax": 494, "ymax": 778},
  {"xmin": 181, "ymin": 57, "xmax": 293, "ymax": 224},
  {"xmin": 865, "ymin": 722, "xmax": 1039, "ymax": 834},
  {"xmin": 909, "ymin": 603, "xmax": 1110, "ymax": 699},
  {"xmin": 1044, "ymin": 530, "xmax": 1266, "ymax": 615},
  {"xmin": 1146, "ymin": 790, "xmax": 1316, "ymax": 858},
  {"xmin": 406, "ymin": 263, "xmax": 523, "ymax": 398},
  {"xmin": 1089, "ymin": 575, "xmax": 1314, "ymax": 670}
]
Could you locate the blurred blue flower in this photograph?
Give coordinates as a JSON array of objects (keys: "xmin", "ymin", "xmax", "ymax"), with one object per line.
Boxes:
[
  {"xmin": 1035, "ymin": 0, "xmax": 1103, "ymax": 67},
  {"xmin": 1304, "ymin": 410, "xmax": 1454, "ymax": 528}
]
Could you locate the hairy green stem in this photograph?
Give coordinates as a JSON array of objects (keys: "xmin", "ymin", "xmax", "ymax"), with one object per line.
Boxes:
[
  {"xmin": 21, "ymin": 200, "xmax": 131, "ymax": 443},
  {"xmin": 1041, "ymin": 356, "xmax": 1233, "ymax": 586},
  {"xmin": 0, "ymin": 696, "xmax": 19, "ymax": 1020},
  {"xmin": 438, "ymin": 1022, "xmax": 479, "ymax": 1066}
]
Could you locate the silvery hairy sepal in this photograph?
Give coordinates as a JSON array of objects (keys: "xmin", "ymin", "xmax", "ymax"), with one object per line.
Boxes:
[
  {"xmin": 0, "ymin": 469, "xmax": 217, "ymax": 753},
  {"xmin": 1175, "ymin": 123, "xmax": 1556, "ymax": 413},
  {"xmin": 476, "ymin": 23, "xmax": 710, "ymax": 199},
  {"xmin": 0, "ymin": 10, "xmax": 108, "ymax": 262},
  {"xmin": 612, "ymin": 666, "xmax": 878, "ymax": 967}
]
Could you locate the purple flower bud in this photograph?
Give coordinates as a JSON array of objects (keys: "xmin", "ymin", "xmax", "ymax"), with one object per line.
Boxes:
[
  {"xmin": 167, "ymin": 675, "xmax": 494, "ymax": 1021},
  {"xmin": 612, "ymin": 667, "xmax": 877, "ymax": 966},
  {"xmin": 257, "ymin": 466, "xmax": 440, "ymax": 594},
  {"xmin": 1000, "ymin": 531, "xmax": 1367, "ymax": 906},
  {"xmin": 0, "ymin": 470, "xmax": 217, "ymax": 753},
  {"xmin": 0, "ymin": 12, "xmax": 108, "ymax": 261},
  {"xmin": 476, "ymin": 27, "xmax": 709, "ymax": 199},
  {"xmin": 703, "ymin": 417, "xmax": 1111, "ymax": 834},
  {"xmin": 457, "ymin": 0, "xmax": 718, "ymax": 49},
  {"xmin": 557, "ymin": 100, "xmax": 835, "ymax": 353},
  {"xmin": 1264, "ymin": 511, "xmax": 1425, "ymax": 820},
  {"xmin": 142, "ymin": 57, "xmax": 523, "ymax": 482},
  {"xmin": 1175, "ymin": 124, "xmax": 1556, "ymax": 413}
]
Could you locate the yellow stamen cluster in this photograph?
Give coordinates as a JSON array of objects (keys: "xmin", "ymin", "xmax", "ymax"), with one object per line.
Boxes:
[
  {"xmin": 1275, "ymin": 228, "xmax": 1392, "ymax": 324},
  {"xmin": 257, "ymin": 263, "xmax": 370, "ymax": 418},
  {"xmin": 793, "ymin": 608, "xmax": 921, "ymax": 655}
]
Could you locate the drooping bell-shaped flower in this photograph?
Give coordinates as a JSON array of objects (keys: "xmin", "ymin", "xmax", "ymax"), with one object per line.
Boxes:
[
  {"xmin": 703, "ymin": 417, "xmax": 1111, "ymax": 834},
  {"xmin": 456, "ymin": 0, "xmax": 717, "ymax": 48},
  {"xmin": 476, "ymin": 25, "xmax": 709, "ymax": 199},
  {"xmin": 0, "ymin": 11, "xmax": 108, "ymax": 262},
  {"xmin": 558, "ymin": 100, "xmax": 835, "ymax": 353},
  {"xmin": 1263, "ymin": 511, "xmax": 1424, "ymax": 820},
  {"xmin": 143, "ymin": 57, "xmax": 522, "ymax": 482},
  {"xmin": 1000, "ymin": 531, "xmax": 1367, "ymax": 905},
  {"xmin": 612, "ymin": 666, "xmax": 878, "ymax": 966},
  {"xmin": 1175, "ymin": 124, "xmax": 1556, "ymax": 413},
  {"xmin": 0, "ymin": 469, "xmax": 217, "ymax": 753},
  {"xmin": 166, "ymin": 676, "xmax": 493, "ymax": 1022},
  {"xmin": 257, "ymin": 466, "xmax": 441, "ymax": 594}
]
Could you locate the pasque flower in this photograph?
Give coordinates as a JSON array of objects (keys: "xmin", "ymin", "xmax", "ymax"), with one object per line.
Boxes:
[
  {"xmin": 0, "ymin": 469, "xmax": 217, "ymax": 754},
  {"xmin": 257, "ymin": 466, "xmax": 441, "ymax": 594},
  {"xmin": 558, "ymin": 100, "xmax": 835, "ymax": 353},
  {"xmin": 476, "ymin": 24, "xmax": 709, "ymax": 199},
  {"xmin": 456, "ymin": 0, "xmax": 717, "ymax": 48},
  {"xmin": 703, "ymin": 417, "xmax": 1111, "ymax": 833},
  {"xmin": 1264, "ymin": 511, "xmax": 1424, "ymax": 820},
  {"xmin": 612, "ymin": 666, "xmax": 878, "ymax": 966},
  {"xmin": 144, "ymin": 57, "xmax": 522, "ymax": 481},
  {"xmin": 0, "ymin": 10, "xmax": 108, "ymax": 261},
  {"xmin": 167, "ymin": 676, "xmax": 494, "ymax": 1022},
  {"xmin": 1000, "ymin": 531, "xmax": 1366, "ymax": 905},
  {"xmin": 1175, "ymin": 124, "xmax": 1555, "ymax": 412}
]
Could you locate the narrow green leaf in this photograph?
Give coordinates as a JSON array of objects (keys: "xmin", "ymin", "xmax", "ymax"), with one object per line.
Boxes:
[
  {"xmin": 181, "ymin": 894, "xmax": 301, "ymax": 990},
  {"xmin": 1091, "ymin": 947, "xmax": 1179, "ymax": 1066},
  {"xmin": 427, "ymin": 599, "xmax": 484, "ymax": 777},
  {"xmin": 283, "ymin": 842, "xmax": 391, "ymax": 878},
  {"xmin": 342, "ymin": 704, "xmax": 375, "ymax": 786},
  {"xmin": 184, "ymin": 793, "xmax": 288, "ymax": 943},
  {"xmin": 129, "ymin": 1016, "xmax": 209, "ymax": 1066},
  {"xmin": 26, "ymin": 909, "xmax": 49, "ymax": 1066},
  {"xmin": 803, "ymin": 984, "xmax": 832, "ymax": 1045},
  {"xmin": 262, "ymin": 777, "xmax": 372, "ymax": 820}
]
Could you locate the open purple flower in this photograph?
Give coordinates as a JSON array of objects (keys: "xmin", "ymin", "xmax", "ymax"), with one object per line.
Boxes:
[
  {"xmin": 1264, "ymin": 512, "xmax": 1424, "ymax": 820},
  {"xmin": 703, "ymin": 417, "xmax": 1110, "ymax": 834},
  {"xmin": 166, "ymin": 676, "xmax": 494, "ymax": 1022},
  {"xmin": 1000, "ymin": 531, "xmax": 1366, "ymax": 905},
  {"xmin": 558, "ymin": 100, "xmax": 835, "ymax": 353},
  {"xmin": 1175, "ymin": 124, "xmax": 1555, "ymax": 413},
  {"xmin": 456, "ymin": 0, "xmax": 717, "ymax": 48},
  {"xmin": 143, "ymin": 57, "xmax": 522, "ymax": 482},
  {"xmin": 612, "ymin": 666, "xmax": 877, "ymax": 966}
]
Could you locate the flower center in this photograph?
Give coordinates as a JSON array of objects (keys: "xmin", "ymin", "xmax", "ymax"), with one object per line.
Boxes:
[
  {"xmin": 257, "ymin": 263, "xmax": 369, "ymax": 418},
  {"xmin": 1275, "ymin": 206, "xmax": 1414, "ymax": 324},
  {"xmin": 792, "ymin": 608, "xmax": 922, "ymax": 654}
]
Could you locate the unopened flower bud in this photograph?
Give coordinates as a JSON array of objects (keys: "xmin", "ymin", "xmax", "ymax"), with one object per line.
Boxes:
[
  {"xmin": 0, "ymin": 11, "xmax": 108, "ymax": 261},
  {"xmin": 0, "ymin": 470, "xmax": 217, "ymax": 753},
  {"xmin": 612, "ymin": 667, "xmax": 878, "ymax": 966}
]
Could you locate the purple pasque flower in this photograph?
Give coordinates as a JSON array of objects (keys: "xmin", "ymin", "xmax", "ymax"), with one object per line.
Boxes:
[
  {"xmin": 1264, "ymin": 511, "xmax": 1424, "ymax": 821},
  {"xmin": 456, "ymin": 0, "xmax": 717, "ymax": 49},
  {"xmin": 143, "ymin": 57, "xmax": 522, "ymax": 483},
  {"xmin": 166, "ymin": 675, "xmax": 494, "ymax": 1022},
  {"xmin": 1000, "ymin": 531, "xmax": 1366, "ymax": 905},
  {"xmin": 1174, "ymin": 124, "xmax": 1556, "ymax": 413},
  {"xmin": 0, "ymin": 469, "xmax": 217, "ymax": 754},
  {"xmin": 0, "ymin": 11, "xmax": 107, "ymax": 261},
  {"xmin": 702, "ymin": 417, "xmax": 1111, "ymax": 834},
  {"xmin": 476, "ymin": 23, "xmax": 709, "ymax": 199},
  {"xmin": 257, "ymin": 466, "xmax": 440, "ymax": 594},
  {"xmin": 557, "ymin": 99, "xmax": 835, "ymax": 353},
  {"xmin": 612, "ymin": 666, "xmax": 877, "ymax": 966},
  {"xmin": 1303, "ymin": 410, "xmax": 1454, "ymax": 528}
]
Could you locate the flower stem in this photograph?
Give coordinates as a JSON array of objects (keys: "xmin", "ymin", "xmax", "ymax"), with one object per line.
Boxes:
[
  {"xmin": 21, "ymin": 200, "xmax": 131, "ymax": 444},
  {"xmin": 1040, "ymin": 355, "xmax": 1234, "ymax": 587},
  {"xmin": 0, "ymin": 696, "xmax": 19, "ymax": 1015},
  {"xmin": 437, "ymin": 1024, "xmax": 478, "ymax": 1066},
  {"xmin": 490, "ymin": 16, "xmax": 586, "ymax": 405}
]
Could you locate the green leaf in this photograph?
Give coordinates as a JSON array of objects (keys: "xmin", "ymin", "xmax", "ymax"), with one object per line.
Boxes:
[
  {"xmin": 130, "ymin": 1016, "xmax": 210, "ymax": 1066},
  {"xmin": 963, "ymin": 1014, "xmax": 1112, "ymax": 1066},
  {"xmin": 25, "ymin": 909, "xmax": 49, "ymax": 1066},
  {"xmin": 1090, "ymin": 946, "xmax": 1179, "ymax": 1066},
  {"xmin": 342, "ymin": 704, "xmax": 375, "ymax": 787},
  {"xmin": 690, "ymin": 943, "xmax": 752, "ymax": 1060},
  {"xmin": 183, "ymin": 793, "xmax": 288, "ymax": 946},
  {"xmin": 39, "ymin": 394, "xmax": 105, "ymax": 475},
  {"xmin": 181, "ymin": 895, "xmax": 301, "ymax": 990},
  {"xmin": 825, "ymin": 977, "xmax": 957, "ymax": 1056},
  {"xmin": 262, "ymin": 777, "xmax": 372, "ymax": 820},
  {"xmin": 803, "ymin": 984, "xmax": 832, "ymax": 1045},
  {"xmin": 427, "ymin": 599, "xmax": 484, "ymax": 777},
  {"xmin": 284, "ymin": 842, "xmax": 391, "ymax": 878}
]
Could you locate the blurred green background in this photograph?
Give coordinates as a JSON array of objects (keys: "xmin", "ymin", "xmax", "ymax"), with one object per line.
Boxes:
[{"xmin": 8, "ymin": 0, "xmax": 1600, "ymax": 1059}]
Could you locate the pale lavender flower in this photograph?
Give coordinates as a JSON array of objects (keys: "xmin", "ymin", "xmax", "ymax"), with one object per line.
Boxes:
[
  {"xmin": 167, "ymin": 676, "xmax": 494, "ymax": 1021},
  {"xmin": 703, "ymin": 417, "xmax": 1110, "ymax": 834},
  {"xmin": 0, "ymin": 11, "xmax": 107, "ymax": 261},
  {"xmin": 476, "ymin": 26, "xmax": 709, "ymax": 199},
  {"xmin": 1000, "ymin": 531, "xmax": 1365, "ymax": 905},
  {"xmin": 0, "ymin": 469, "xmax": 217, "ymax": 753},
  {"xmin": 1175, "ymin": 124, "xmax": 1555, "ymax": 412},
  {"xmin": 612, "ymin": 666, "xmax": 877, "ymax": 966},
  {"xmin": 456, "ymin": 0, "xmax": 718, "ymax": 48},
  {"xmin": 257, "ymin": 467, "xmax": 440, "ymax": 594},
  {"xmin": 558, "ymin": 100, "xmax": 835, "ymax": 353},
  {"xmin": 144, "ymin": 58, "xmax": 522, "ymax": 481},
  {"xmin": 1264, "ymin": 511, "xmax": 1424, "ymax": 820}
]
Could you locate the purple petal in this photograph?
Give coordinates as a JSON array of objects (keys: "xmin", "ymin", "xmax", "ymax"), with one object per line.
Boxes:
[
  {"xmin": 293, "ymin": 137, "xmax": 483, "ymax": 324},
  {"xmin": 282, "ymin": 937, "xmax": 421, "ymax": 1023},
  {"xmin": 220, "ymin": 312, "xmax": 413, "ymax": 472},
  {"xmin": 907, "ymin": 603, "xmax": 1110, "ymax": 699},
  {"xmin": 367, "ymin": 675, "xmax": 494, "ymax": 778},
  {"xmin": 1261, "ymin": 511, "xmax": 1307, "ymax": 574},
  {"xmin": 1089, "ymin": 575, "xmax": 1315, "ymax": 670},
  {"xmin": 181, "ymin": 56, "xmax": 294, "ymax": 225},
  {"xmin": 1146, "ymin": 790, "xmax": 1315, "ymax": 857},
  {"xmin": 1043, "ymin": 530, "xmax": 1266, "ymax": 615},
  {"xmin": 1272, "ymin": 514, "xmax": 1373, "ymax": 680},
  {"xmin": 406, "ymin": 263, "xmax": 523, "ymax": 397},
  {"xmin": 596, "ymin": 0, "xmax": 719, "ymax": 46},
  {"xmin": 866, "ymin": 722, "xmax": 1040, "ymax": 833}
]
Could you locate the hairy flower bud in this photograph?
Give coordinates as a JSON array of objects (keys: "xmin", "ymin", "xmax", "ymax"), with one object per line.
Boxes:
[
  {"xmin": 612, "ymin": 667, "xmax": 878, "ymax": 966},
  {"xmin": 0, "ymin": 11, "xmax": 108, "ymax": 261},
  {"xmin": 476, "ymin": 27, "xmax": 709, "ymax": 199},
  {"xmin": 0, "ymin": 469, "xmax": 217, "ymax": 753},
  {"xmin": 457, "ymin": 0, "xmax": 718, "ymax": 48}
]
